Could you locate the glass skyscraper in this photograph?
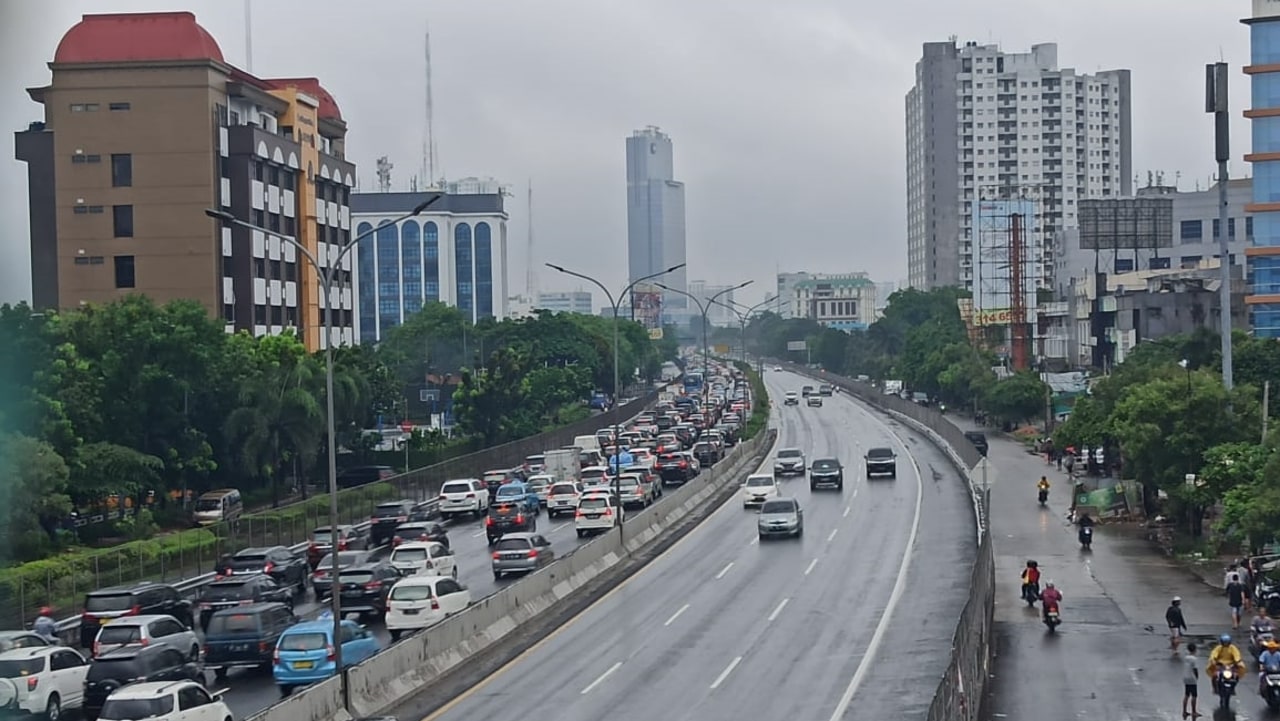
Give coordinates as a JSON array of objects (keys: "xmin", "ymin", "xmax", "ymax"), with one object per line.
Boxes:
[{"xmin": 1246, "ymin": 2, "xmax": 1280, "ymax": 337}]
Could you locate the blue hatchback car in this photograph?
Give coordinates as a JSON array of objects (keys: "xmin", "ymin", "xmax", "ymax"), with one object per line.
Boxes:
[
  {"xmin": 273, "ymin": 617, "xmax": 382, "ymax": 696},
  {"xmin": 492, "ymin": 481, "xmax": 539, "ymax": 515}
]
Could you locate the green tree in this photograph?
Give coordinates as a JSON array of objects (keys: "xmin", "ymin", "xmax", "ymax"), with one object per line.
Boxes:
[
  {"xmin": 0, "ymin": 434, "xmax": 73, "ymax": 562},
  {"xmin": 452, "ymin": 348, "xmax": 538, "ymax": 444},
  {"xmin": 982, "ymin": 372, "xmax": 1049, "ymax": 425},
  {"xmin": 1216, "ymin": 436, "xmax": 1280, "ymax": 548}
]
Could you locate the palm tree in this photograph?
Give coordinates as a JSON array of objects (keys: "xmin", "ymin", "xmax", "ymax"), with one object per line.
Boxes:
[{"xmin": 223, "ymin": 358, "xmax": 323, "ymax": 507}]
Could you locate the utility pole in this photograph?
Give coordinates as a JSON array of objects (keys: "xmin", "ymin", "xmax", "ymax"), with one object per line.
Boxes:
[
  {"xmin": 1264, "ymin": 380, "xmax": 1271, "ymax": 444},
  {"xmin": 1207, "ymin": 62, "xmax": 1235, "ymax": 391}
]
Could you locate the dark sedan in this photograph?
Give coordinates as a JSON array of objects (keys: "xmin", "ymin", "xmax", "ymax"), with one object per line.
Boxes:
[{"xmin": 197, "ymin": 575, "xmax": 293, "ymax": 630}]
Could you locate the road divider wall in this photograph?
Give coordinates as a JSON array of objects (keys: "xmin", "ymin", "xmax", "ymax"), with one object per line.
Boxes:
[
  {"xmin": 246, "ymin": 427, "xmax": 777, "ymax": 721},
  {"xmin": 777, "ymin": 361, "xmax": 994, "ymax": 721}
]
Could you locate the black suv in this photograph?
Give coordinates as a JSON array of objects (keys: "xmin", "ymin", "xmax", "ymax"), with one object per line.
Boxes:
[
  {"xmin": 485, "ymin": 500, "xmax": 538, "ymax": 545},
  {"xmin": 656, "ymin": 453, "xmax": 696, "ymax": 485},
  {"xmin": 203, "ymin": 602, "xmax": 296, "ymax": 679},
  {"xmin": 964, "ymin": 431, "xmax": 989, "ymax": 457},
  {"xmin": 809, "ymin": 458, "xmax": 845, "ymax": 490},
  {"xmin": 197, "ymin": 575, "xmax": 294, "ymax": 630},
  {"xmin": 225, "ymin": 546, "xmax": 308, "ymax": 595},
  {"xmin": 311, "ymin": 550, "xmax": 375, "ymax": 601},
  {"xmin": 865, "ymin": 447, "xmax": 898, "ymax": 479},
  {"xmin": 692, "ymin": 441, "xmax": 721, "ymax": 467},
  {"xmin": 370, "ymin": 500, "xmax": 416, "ymax": 546},
  {"xmin": 390, "ymin": 521, "xmax": 451, "ymax": 549},
  {"xmin": 80, "ymin": 582, "xmax": 193, "ymax": 648},
  {"xmin": 83, "ymin": 645, "xmax": 202, "ymax": 717},
  {"xmin": 336, "ymin": 561, "xmax": 401, "ymax": 619}
]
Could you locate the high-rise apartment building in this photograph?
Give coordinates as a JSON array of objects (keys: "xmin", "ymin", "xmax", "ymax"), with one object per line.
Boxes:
[
  {"xmin": 351, "ymin": 191, "xmax": 509, "ymax": 343},
  {"xmin": 14, "ymin": 12, "xmax": 356, "ymax": 350},
  {"xmin": 535, "ymin": 290, "xmax": 593, "ymax": 315},
  {"xmin": 626, "ymin": 126, "xmax": 687, "ymax": 321},
  {"xmin": 687, "ymin": 280, "xmax": 736, "ymax": 326},
  {"xmin": 1244, "ymin": 3, "xmax": 1280, "ymax": 338},
  {"xmin": 906, "ymin": 41, "xmax": 1132, "ymax": 292}
]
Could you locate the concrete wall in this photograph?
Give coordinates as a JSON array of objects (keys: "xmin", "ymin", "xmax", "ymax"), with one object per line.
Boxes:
[{"xmin": 247, "ymin": 426, "xmax": 775, "ymax": 721}]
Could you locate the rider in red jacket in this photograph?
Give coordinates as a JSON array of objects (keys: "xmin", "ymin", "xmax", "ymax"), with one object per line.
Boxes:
[{"xmin": 1040, "ymin": 582, "xmax": 1063, "ymax": 619}]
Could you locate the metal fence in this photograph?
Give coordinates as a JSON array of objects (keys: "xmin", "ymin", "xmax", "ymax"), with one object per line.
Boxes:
[
  {"xmin": 777, "ymin": 362, "xmax": 994, "ymax": 721},
  {"xmin": 0, "ymin": 388, "xmax": 664, "ymax": 631}
]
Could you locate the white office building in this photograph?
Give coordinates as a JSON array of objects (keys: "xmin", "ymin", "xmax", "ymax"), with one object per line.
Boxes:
[
  {"xmin": 535, "ymin": 290, "xmax": 593, "ymax": 315},
  {"xmin": 906, "ymin": 41, "xmax": 1132, "ymax": 291}
]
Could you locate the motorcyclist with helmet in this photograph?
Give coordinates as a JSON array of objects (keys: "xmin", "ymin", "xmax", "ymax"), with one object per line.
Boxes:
[
  {"xmin": 1259, "ymin": 639, "xmax": 1280, "ymax": 695},
  {"xmin": 1021, "ymin": 560, "xmax": 1041, "ymax": 604},
  {"xmin": 32, "ymin": 607, "xmax": 58, "ymax": 644},
  {"xmin": 1040, "ymin": 581, "xmax": 1063, "ymax": 622},
  {"xmin": 1251, "ymin": 609, "xmax": 1276, "ymax": 656},
  {"xmin": 1037, "ymin": 476, "xmax": 1051, "ymax": 504},
  {"xmin": 1208, "ymin": 634, "xmax": 1247, "ymax": 693}
]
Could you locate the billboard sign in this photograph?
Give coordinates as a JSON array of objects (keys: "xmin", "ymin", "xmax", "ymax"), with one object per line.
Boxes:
[
  {"xmin": 786, "ymin": 340, "xmax": 807, "ymax": 351},
  {"xmin": 973, "ymin": 198, "xmax": 1040, "ymax": 326},
  {"xmin": 631, "ymin": 284, "xmax": 663, "ymax": 330},
  {"xmin": 1077, "ymin": 197, "xmax": 1173, "ymax": 251}
]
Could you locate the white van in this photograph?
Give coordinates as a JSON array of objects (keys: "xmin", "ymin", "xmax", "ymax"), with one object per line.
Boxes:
[
  {"xmin": 572, "ymin": 435, "xmax": 602, "ymax": 454},
  {"xmin": 192, "ymin": 489, "xmax": 243, "ymax": 526},
  {"xmin": 388, "ymin": 541, "xmax": 457, "ymax": 579},
  {"xmin": 384, "ymin": 575, "xmax": 471, "ymax": 640}
]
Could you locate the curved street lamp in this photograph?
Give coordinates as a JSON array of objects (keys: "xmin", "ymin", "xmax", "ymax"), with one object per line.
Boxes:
[
  {"xmin": 654, "ymin": 281, "xmax": 753, "ymax": 404},
  {"xmin": 711, "ymin": 294, "xmax": 779, "ymax": 367}
]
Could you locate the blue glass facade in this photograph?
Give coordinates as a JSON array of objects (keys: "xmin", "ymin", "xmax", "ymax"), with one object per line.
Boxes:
[
  {"xmin": 1250, "ymin": 21, "xmax": 1280, "ymax": 338},
  {"xmin": 424, "ymin": 221, "xmax": 440, "ymax": 302},
  {"xmin": 376, "ymin": 222, "xmax": 400, "ymax": 332},
  {"xmin": 401, "ymin": 222, "xmax": 422, "ymax": 315},
  {"xmin": 455, "ymin": 223, "xmax": 473, "ymax": 318},
  {"xmin": 356, "ymin": 222, "xmax": 377, "ymax": 343},
  {"xmin": 475, "ymin": 222, "xmax": 493, "ymax": 319}
]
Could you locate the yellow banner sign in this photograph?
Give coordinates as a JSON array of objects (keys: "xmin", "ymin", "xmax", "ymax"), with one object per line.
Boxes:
[
  {"xmin": 974, "ymin": 308, "xmax": 1014, "ymax": 326},
  {"xmin": 713, "ymin": 344, "xmax": 731, "ymax": 354},
  {"xmin": 648, "ymin": 328, "xmax": 664, "ymax": 340}
]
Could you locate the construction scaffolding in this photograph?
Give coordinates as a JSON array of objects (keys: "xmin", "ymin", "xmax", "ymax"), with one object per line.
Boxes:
[{"xmin": 973, "ymin": 185, "xmax": 1044, "ymax": 371}]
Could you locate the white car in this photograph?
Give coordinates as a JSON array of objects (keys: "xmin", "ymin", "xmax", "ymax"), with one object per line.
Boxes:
[
  {"xmin": 97, "ymin": 680, "xmax": 230, "ymax": 721},
  {"xmin": 93, "ymin": 615, "xmax": 200, "ymax": 660},
  {"xmin": 575, "ymin": 493, "xmax": 625, "ymax": 537},
  {"xmin": 742, "ymin": 474, "xmax": 780, "ymax": 508},
  {"xmin": 385, "ymin": 575, "xmax": 472, "ymax": 641},
  {"xmin": 436, "ymin": 479, "xmax": 489, "ymax": 520},
  {"xmin": 546, "ymin": 481, "xmax": 584, "ymax": 518},
  {"xmin": 388, "ymin": 541, "xmax": 458, "ymax": 579},
  {"xmin": 0, "ymin": 646, "xmax": 90, "ymax": 719},
  {"xmin": 525, "ymin": 474, "xmax": 555, "ymax": 506},
  {"xmin": 629, "ymin": 448, "xmax": 656, "ymax": 469},
  {"xmin": 580, "ymin": 466, "xmax": 613, "ymax": 490}
]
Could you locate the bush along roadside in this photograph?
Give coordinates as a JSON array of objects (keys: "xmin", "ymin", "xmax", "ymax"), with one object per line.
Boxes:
[
  {"xmin": 735, "ymin": 360, "xmax": 770, "ymax": 440},
  {"xmin": 0, "ymin": 481, "xmax": 398, "ymax": 629}
]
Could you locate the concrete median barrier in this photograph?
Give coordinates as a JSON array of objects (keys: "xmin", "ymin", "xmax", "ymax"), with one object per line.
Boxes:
[{"xmin": 244, "ymin": 674, "xmax": 346, "ymax": 721}]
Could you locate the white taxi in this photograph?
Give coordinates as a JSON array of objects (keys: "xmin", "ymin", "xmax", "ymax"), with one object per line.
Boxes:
[
  {"xmin": 546, "ymin": 481, "xmax": 584, "ymax": 519},
  {"xmin": 388, "ymin": 541, "xmax": 457, "ymax": 579},
  {"xmin": 385, "ymin": 575, "xmax": 472, "ymax": 641},
  {"xmin": 0, "ymin": 646, "xmax": 90, "ymax": 719},
  {"xmin": 742, "ymin": 474, "xmax": 780, "ymax": 509}
]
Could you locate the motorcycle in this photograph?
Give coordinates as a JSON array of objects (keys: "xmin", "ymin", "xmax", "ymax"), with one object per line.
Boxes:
[
  {"xmin": 1251, "ymin": 631, "xmax": 1275, "ymax": 659},
  {"xmin": 1043, "ymin": 602, "xmax": 1061, "ymax": 632},
  {"xmin": 1038, "ymin": 488, "xmax": 1049, "ymax": 506},
  {"xmin": 1217, "ymin": 667, "xmax": 1240, "ymax": 711},
  {"xmin": 1022, "ymin": 581, "xmax": 1040, "ymax": 607},
  {"xmin": 1079, "ymin": 526, "xmax": 1093, "ymax": 550},
  {"xmin": 1264, "ymin": 671, "xmax": 1280, "ymax": 711}
]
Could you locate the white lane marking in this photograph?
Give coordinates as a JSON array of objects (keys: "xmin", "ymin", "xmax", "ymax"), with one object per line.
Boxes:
[
  {"xmin": 842, "ymin": 506, "xmax": 851, "ymax": 518},
  {"xmin": 749, "ymin": 535, "xmax": 759, "ymax": 546},
  {"xmin": 826, "ymin": 528, "xmax": 838, "ymax": 542},
  {"xmin": 580, "ymin": 661, "xmax": 622, "ymax": 695},
  {"xmin": 824, "ymin": 402, "xmax": 926, "ymax": 721},
  {"xmin": 804, "ymin": 558, "xmax": 818, "ymax": 576},
  {"xmin": 471, "ymin": 530, "xmax": 485, "ymax": 538},
  {"xmin": 767, "ymin": 598, "xmax": 790, "ymax": 622},
  {"xmin": 709, "ymin": 656, "xmax": 743, "ymax": 689},
  {"xmin": 548, "ymin": 521, "xmax": 572, "ymax": 533},
  {"xmin": 715, "ymin": 561, "xmax": 734, "ymax": 579},
  {"xmin": 664, "ymin": 603, "xmax": 690, "ymax": 627}
]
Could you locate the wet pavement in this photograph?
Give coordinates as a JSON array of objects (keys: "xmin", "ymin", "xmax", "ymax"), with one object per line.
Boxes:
[
  {"xmin": 968, "ymin": 418, "xmax": 1263, "ymax": 720},
  {"xmin": 393, "ymin": 371, "xmax": 976, "ymax": 721}
]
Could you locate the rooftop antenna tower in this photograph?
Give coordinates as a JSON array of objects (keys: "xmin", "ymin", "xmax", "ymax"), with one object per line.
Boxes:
[
  {"xmin": 526, "ymin": 179, "xmax": 537, "ymax": 297},
  {"xmin": 376, "ymin": 156, "xmax": 393, "ymax": 194},
  {"xmin": 244, "ymin": 0, "xmax": 253, "ymax": 72},
  {"xmin": 421, "ymin": 25, "xmax": 438, "ymax": 190}
]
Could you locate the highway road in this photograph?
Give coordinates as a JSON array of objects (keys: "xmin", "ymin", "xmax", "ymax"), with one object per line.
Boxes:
[
  {"xmin": 971, "ymin": 417, "xmax": 1259, "ymax": 720},
  {"xmin": 388, "ymin": 369, "xmax": 976, "ymax": 721}
]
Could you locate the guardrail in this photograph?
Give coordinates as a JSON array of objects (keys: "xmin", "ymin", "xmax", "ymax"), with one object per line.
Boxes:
[
  {"xmin": 775, "ymin": 361, "xmax": 994, "ymax": 721},
  {"xmin": 20, "ymin": 389, "xmax": 671, "ymax": 639}
]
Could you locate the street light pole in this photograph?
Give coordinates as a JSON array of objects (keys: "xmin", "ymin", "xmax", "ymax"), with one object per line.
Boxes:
[
  {"xmin": 711, "ymin": 295, "xmax": 777, "ymax": 367},
  {"xmin": 545, "ymin": 262, "xmax": 686, "ymax": 550},
  {"xmin": 656, "ymin": 282, "xmax": 752, "ymax": 406},
  {"xmin": 206, "ymin": 195, "xmax": 438, "ymax": 697}
]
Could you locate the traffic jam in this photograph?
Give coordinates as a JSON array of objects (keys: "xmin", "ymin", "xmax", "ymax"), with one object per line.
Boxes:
[{"xmin": 0, "ymin": 363, "xmax": 753, "ymax": 719}]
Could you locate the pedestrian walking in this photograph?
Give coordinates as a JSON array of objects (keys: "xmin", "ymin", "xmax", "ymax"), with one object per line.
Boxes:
[
  {"xmin": 1183, "ymin": 642, "xmax": 1201, "ymax": 719},
  {"xmin": 1229, "ymin": 576, "xmax": 1247, "ymax": 630},
  {"xmin": 1167, "ymin": 596, "xmax": 1188, "ymax": 652},
  {"xmin": 1240, "ymin": 559, "xmax": 1254, "ymax": 611}
]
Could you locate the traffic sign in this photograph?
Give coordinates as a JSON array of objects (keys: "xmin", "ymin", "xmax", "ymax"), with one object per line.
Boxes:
[{"xmin": 399, "ymin": 421, "xmax": 413, "ymax": 433}]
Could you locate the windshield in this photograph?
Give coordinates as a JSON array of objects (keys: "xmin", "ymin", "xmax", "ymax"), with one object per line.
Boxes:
[
  {"xmin": 868, "ymin": 448, "xmax": 894, "ymax": 458},
  {"xmin": 203, "ymin": 581, "xmax": 251, "ymax": 600},
  {"xmin": 441, "ymin": 482, "xmax": 473, "ymax": 495},
  {"xmin": 391, "ymin": 548, "xmax": 429, "ymax": 562},
  {"xmin": 390, "ymin": 584, "xmax": 435, "ymax": 601},
  {"xmin": 87, "ymin": 658, "xmax": 143, "ymax": 681},
  {"xmin": 85, "ymin": 593, "xmax": 135, "ymax": 613},
  {"xmin": 580, "ymin": 497, "xmax": 608, "ymax": 510},
  {"xmin": 96, "ymin": 625, "xmax": 143, "ymax": 645},
  {"xmin": 230, "ymin": 553, "xmax": 268, "ymax": 565},
  {"xmin": 746, "ymin": 477, "xmax": 775, "ymax": 487},
  {"xmin": 0, "ymin": 657, "xmax": 44, "ymax": 677},
  {"xmin": 549, "ymin": 484, "xmax": 577, "ymax": 495},
  {"xmin": 394, "ymin": 525, "xmax": 428, "ymax": 537},
  {"xmin": 98, "ymin": 696, "xmax": 175, "ymax": 720},
  {"xmin": 280, "ymin": 632, "xmax": 328, "ymax": 651},
  {"xmin": 374, "ymin": 505, "xmax": 407, "ymax": 518},
  {"xmin": 316, "ymin": 552, "xmax": 361, "ymax": 571},
  {"xmin": 761, "ymin": 500, "xmax": 796, "ymax": 514},
  {"xmin": 194, "ymin": 499, "xmax": 222, "ymax": 511},
  {"xmin": 495, "ymin": 538, "xmax": 531, "ymax": 551},
  {"xmin": 312, "ymin": 530, "xmax": 335, "ymax": 544},
  {"xmin": 496, "ymin": 486, "xmax": 524, "ymax": 498},
  {"xmin": 206, "ymin": 613, "xmax": 260, "ymax": 635},
  {"xmin": 777, "ymin": 449, "xmax": 802, "ymax": 459},
  {"xmin": 617, "ymin": 477, "xmax": 640, "ymax": 487},
  {"xmin": 813, "ymin": 460, "xmax": 840, "ymax": 471},
  {"xmin": 339, "ymin": 570, "xmax": 375, "ymax": 584}
]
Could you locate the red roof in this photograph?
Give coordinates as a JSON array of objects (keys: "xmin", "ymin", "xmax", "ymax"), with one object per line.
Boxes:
[
  {"xmin": 265, "ymin": 77, "xmax": 343, "ymax": 122},
  {"xmin": 54, "ymin": 12, "xmax": 224, "ymax": 65}
]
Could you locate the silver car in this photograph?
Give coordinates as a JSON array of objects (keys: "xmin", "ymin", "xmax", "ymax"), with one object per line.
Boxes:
[
  {"xmin": 491, "ymin": 532, "xmax": 555, "ymax": 579},
  {"xmin": 757, "ymin": 498, "xmax": 804, "ymax": 540},
  {"xmin": 774, "ymin": 448, "xmax": 806, "ymax": 476}
]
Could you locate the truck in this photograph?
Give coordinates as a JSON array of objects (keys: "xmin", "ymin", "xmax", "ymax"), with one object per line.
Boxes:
[
  {"xmin": 543, "ymin": 448, "xmax": 582, "ymax": 485},
  {"xmin": 572, "ymin": 435, "xmax": 602, "ymax": 455},
  {"xmin": 883, "ymin": 379, "xmax": 904, "ymax": 397}
]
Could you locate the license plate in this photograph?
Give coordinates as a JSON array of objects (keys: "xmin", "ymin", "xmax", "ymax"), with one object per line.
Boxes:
[
  {"xmin": 403, "ymin": 608, "xmax": 420, "ymax": 615},
  {"xmin": 293, "ymin": 660, "xmax": 314, "ymax": 670},
  {"xmin": 587, "ymin": 513, "xmax": 601, "ymax": 518},
  {"xmin": 100, "ymin": 618, "xmax": 110, "ymax": 625},
  {"xmin": 752, "ymin": 495, "xmax": 764, "ymax": 500},
  {"xmin": 229, "ymin": 644, "xmax": 248, "ymax": 651}
]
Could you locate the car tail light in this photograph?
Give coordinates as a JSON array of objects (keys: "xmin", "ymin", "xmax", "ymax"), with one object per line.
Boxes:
[
  {"xmin": 326, "ymin": 644, "xmax": 336, "ymax": 662},
  {"xmin": 139, "ymin": 637, "xmax": 149, "ymax": 647},
  {"xmin": 203, "ymin": 645, "xmax": 210, "ymax": 656},
  {"xmin": 392, "ymin": 537, "xmax": 403, "ymax": 547},
  {"xmin": 515, "ymin": 514, "xmax": 525, "ymax": 524},
  {"xmin": 485, "ymin": 516, "xmax": 493, "ymax": 527},
  {"xmin": 128, "ymin": 604, "xmax": 141, "ymax": 616},
  {"xmin": 199, "ymin": 602, "xmax": 212, "ymax": 610},
  {"xmin": 309, "ymin": 542, "xmax": 318, "ymax": 552},
  {"xmin": 679, "ymin": 461, "xmax": 688, "ymax": 468},
  {"xmin": 259, "ymin": 641, "xmax": 270, "ymax": 653},
  {"xmin": 491, "ymin": 551, "xmax": 501, "ymax": 560},
  {"xmin": 431, "ymin": 597, "xmax": 440, "ymax": 610},
  {"xmin": 527, "ymin": 549, "xmax": 539, "ymax": 558},
  {"xmin": 92, "ymin": 641, "xmax": 100, "ymax": 656},
  {"xmin": 396, "ymin": 516, "xmax": 408, "ymax": 523},
  {"xmin": 418, "ymin": 534, "xmax": 430, "ymax": 542},
  {"xmin": 465, "ymin": 493, "xmax": 475, "ymax": 499},
  {"xmin": 264, "ymin": 562, "xmax": 275, "ymax": 574},
  {"xmin": 27, "ymin": 677, "xmax": 38, "ymax": 692},
  {"xmin": 575, "ymin": 510, "xmax": 584, "ymax": 518},
  {"xmin": 337, "ymin": 539, "xmax": 348, "ymax": 551},
  {"xmin": 273, "ymin": 648, "xmax": 282, "ymax": 664},
  {"xmin": 364, "ymin": 580, "xmax": 381, "ymax": 590},
  {"xmin": 603, "ymin": 508, "xmax": 614, "ymax": 517},
  {"xmin": 82, "ymin": 612, "xmax": 96, "ymax": 623}
]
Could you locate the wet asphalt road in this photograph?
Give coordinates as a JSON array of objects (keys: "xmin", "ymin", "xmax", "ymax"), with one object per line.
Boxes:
[
  {"xmin": 398, "ymin": 370, "xmax": 976, "ymax": 721},
  {"xmin": 972, "ymin": 417, "xmax": 1263, "ymax": 720}
]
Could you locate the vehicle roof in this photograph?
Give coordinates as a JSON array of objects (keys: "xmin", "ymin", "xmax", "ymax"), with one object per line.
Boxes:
[
  {"xmin": 581, "ymin": 465, "xmax": 611, "ymax": 472},
  {"xmin": 103, "ymin": 613, "xmax": 178, "ymax": 625},
  {"xmin": 103, "ymin": 680, "xmax": 204, "ymax": 699},
  {"xmin": 761, "ymin": 497, "xmax": 799, "ymax": 508},
  {"xmin": 526, "ymin": 474, "xmax": 554, "ymax": 481},
  {"xmin": 443, "ymin": 478, "xmax": 482, "ymax": 484},
  {"xmin": 88, "ymin": 581, "xmax": 170, "ymax": 595},
  {"xmin": 234, "ymin": 546, "xmax": 284, "ymax": 555},
  {"xmin": 394, "ymin": 521, "xmax": 433, "ymax": 529},
  {"xmin": 747, "ymin": 473, "xmax": 776, "ymax": 480},
  {"xmin": 284, "ymin": 619, "xmax": 356, "ymax": 634},
  {"xmin": 777, "ymin": 447, "xmax": 803, "ymax": 454},
  {"xmin": 812, "ymin": 457, "xmax": 841, "ymax": 464},
  {"xmin": 340, "ymin": 561, "xmax": 389, "ymax": 572},
  {"xmin": 867, "ymin": 447, "xmax": 895, "ymax": 453},
  {"xmin": 313, "ymin": 525, "xmax": 353, "ymax": 532},
  {"xmin": 390, "ymin": 541, "xmax": 444, "ymax": 551},
  {"xmin": 391, "ymin": 574, "xmax": 451, "ymax": 586},
  {"xmin": 525, "ymin": 453, "xmax": 546, "ymax": 459},
  {"xmin": 209, "ymin": 602, "xmax": 288, "ymax": 616},
  {"xmin": 0, "ymin": 646, "xmax": 65, "ymax": 660},
  {"xmin": 375, "ymin": 499, "xmax": 415, "ymax": 507},
  {"xmin": 495, "ymin": 531, "xmax": 537, "ymax": 541}
]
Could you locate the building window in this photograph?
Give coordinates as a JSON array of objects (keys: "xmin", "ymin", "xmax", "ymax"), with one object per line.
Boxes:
[
  {"xmin": 1179, "ymin": 219, "xmax": 1202, "ymax": 242},
  {"xmin": 223, "ymin": 304, "xmax": 235, "ymax": 322},
  {"xmin": 1149, "ymin": 256, "xmax": 1172, "ymax": 270},
  {"xmin": 111, "ymin": 154, "xmax": 132, "ymax": 187},
  {"xmin": 268, "ymin": 213, "xmax": 280, "ymax": 233},
  {"xmin": 69, "ymin": 103, "xmax": 100, "ymax": 112},
  {"xmin": 269, "ymin": 165, "xmax": 280, "ymax": 186},
  {"xmin": 222, "ymin": 256, "xmax": 233, "ymax": 278},
  {"xmin": 376, "ymin": 222, "xmax": 401, "ymax": 331},
  {"xmin": 1212, "ymin": 218, "xmax": 1237, "ymax": 239},
  {"xmin": 73, "ymin": 206, "xmax": 89, "ymax": 215},
  {"xmin": 282, "ymin": 170, "xmax": 295, "ymax": 191},
  {"xmin": 72, "ymin": 154, "xmax": 102, "ymax": 164},
  {"xmin": 423, "ymin": 221, "xmax": 440, "ymax": 302},
  {"xmin": 254, "ymin": 257, "xmax": 266, "ymax": 277},
  {"xmin": 113, "ymin": 255, "xmax": 135, "ymax": 288},
  {"xmin": 1247, "ymin": 216, "xmax": 1255, "ymax": 239},
  {"xmin": 455, "ymin": 223, "xmax": 473, "ymax": 314},
  {"xmin": 113, "ymin": 205, "xmax": 133, "ymax": 237},
  {"xmin": 109, "ymin": 102, "xmax": 130, "ymax": 111},
  {"xmin": 88, "ymin": 205, "xmax": 104, "ymax": 214},
  {"xmin": 283, "ymin": 216, "xmax": 295, "ymax": 236},
  {"xmin": 253, "ymin": 162, "xmax": 264, "ymax": 182},
  {"xmin": 254, "ymin": 305, "xmax": 267, "ymax": 324},
  {"xmin": 475, "ymin": 222, "xmax": 493, "ymax": 319},
  {"xmin": 401, "ymin": 221, "xmax": 422, "ymax": 312},
  {"xmin": 252, "ymin": 209, "xmax": 265, "ymax": 227},
  {"xmin": 357, "ymin": 222, "xmax": 377, "ymax": 343},
  {"xmin": 271, "ymin": 306, "xmax": 283, "ymax": 325}
]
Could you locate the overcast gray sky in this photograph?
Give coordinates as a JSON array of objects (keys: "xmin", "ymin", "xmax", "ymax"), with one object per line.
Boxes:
[{"xmin": 0, "ymin": 1, "xmax": 1251, "ymax": 309}]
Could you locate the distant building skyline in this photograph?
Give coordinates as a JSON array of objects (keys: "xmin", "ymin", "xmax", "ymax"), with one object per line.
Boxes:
[
  {"xmin": 626, "ymin": 126, "xmax": 687, "ymax": 322},
  {"xmin": 535, "ymin": 289, "xmax": 593, "ymax": 315}
]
